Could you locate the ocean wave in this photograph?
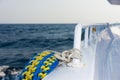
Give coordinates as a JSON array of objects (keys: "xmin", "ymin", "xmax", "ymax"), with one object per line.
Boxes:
[
  {"xmin": 0, "ymin": 37, "xmax": 73, "ymax": 48},
  {"xmin": 0, "ymin": 65, "xmax": 21, "ymax": 80}
]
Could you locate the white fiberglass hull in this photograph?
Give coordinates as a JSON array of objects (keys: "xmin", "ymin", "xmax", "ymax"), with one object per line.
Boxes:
[
  {"xmin": 43, "ymin": 46, "xmax": 95, "ymax": 80},
  {"xmin": 44, "ymin": 24, "xmax": 120, "ymax": 80}
]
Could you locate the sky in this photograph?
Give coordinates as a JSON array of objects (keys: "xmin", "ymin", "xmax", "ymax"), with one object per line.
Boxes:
[{"xmin": 0, "ymin": 0, "xmax": 120, "ymax": 24}]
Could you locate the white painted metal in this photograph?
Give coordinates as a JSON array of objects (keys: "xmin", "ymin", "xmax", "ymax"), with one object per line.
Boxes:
[
  {"xmin": 84, "ymin": 27, "xmax": 89, "ymax": 47},
  {"xmin": 89, "ymin": 27, "xmax": 93, "ymax": 45},
  {"xmin": 72, "ymin": 24, "xmax": 82, "ymax": 67},
  {"xmin": 73, "ymin": 24, "xmax": 82, "ymax": 50}
]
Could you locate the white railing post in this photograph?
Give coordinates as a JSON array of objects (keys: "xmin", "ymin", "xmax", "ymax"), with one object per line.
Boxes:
[
  {"xmin": 84, "ymin": 27, "xmax": 89, "ymax": 47},
  {"xmin": 73, "ymin": 24, "xmax": 82, "ymax": 50},
  {"xmin": 89, "ymin": 27, "xmax": 92, "ymax": 45},
  {"xmin": 67, "ymin": 24, "xmax": 83, "ymax": 67}
]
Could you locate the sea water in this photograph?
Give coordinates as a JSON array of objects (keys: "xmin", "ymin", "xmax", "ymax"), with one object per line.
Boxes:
[{"xmin": 0, "ymin": 24, "xmax": 75, "ymax": 80}]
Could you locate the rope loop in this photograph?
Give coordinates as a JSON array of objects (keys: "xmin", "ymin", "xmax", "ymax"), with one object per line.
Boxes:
[{"xmin": 53, "ymin": 48, "xmax": 82, "ymax": 64}]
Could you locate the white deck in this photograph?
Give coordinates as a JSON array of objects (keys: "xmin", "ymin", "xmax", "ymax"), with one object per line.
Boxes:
[{"xmin": 43, "ymin": 45, "xmax": 96, "ymax": 80}]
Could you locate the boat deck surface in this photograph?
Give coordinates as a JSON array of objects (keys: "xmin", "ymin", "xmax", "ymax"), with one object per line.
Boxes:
[{"xmin": 43, "ymin": 44, "xmax": 96, "ymax": 80}]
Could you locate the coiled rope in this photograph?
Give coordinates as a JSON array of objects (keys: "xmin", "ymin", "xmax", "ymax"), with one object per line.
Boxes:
[{"xmin": 20, "ymin": 48, "xmax": 82, "ymax": 80}]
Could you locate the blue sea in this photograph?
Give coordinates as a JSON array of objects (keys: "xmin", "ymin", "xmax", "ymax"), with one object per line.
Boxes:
[{"xmin": 0, "ymin": 24, "xmax": 76, "ymax": 80}]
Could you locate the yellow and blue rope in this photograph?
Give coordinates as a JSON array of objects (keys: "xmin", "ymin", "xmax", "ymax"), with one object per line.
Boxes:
[{"xmin": 19, "ymin": 51, "xmax": 59, "ymax": 80}]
